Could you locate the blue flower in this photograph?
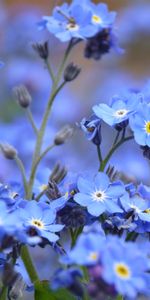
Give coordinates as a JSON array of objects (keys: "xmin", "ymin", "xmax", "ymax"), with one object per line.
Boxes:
[
  {"xmin": 89, "ymin": 3, "xmax": 116, "ymax": 29},
  {"xmin": 40, "ymin": 2, "xmax": 97, "ymax": 42},
  {"xmin": 93, "ymin": 92, "xmax": 140, "ymax": 126},
  {"xmin": 120, "ymin": 192, "xmax": 150, "ymax": 223},
  {"xmin": 61, "ymin": 230, "xmax": 105, "ymax": 266},
  {"xmin": 15, "ymin": 201, "xmax": 64, "ymax": 244},
  {"xmin": 130, "ymin": 102, "xmax": 150, "ymax": 146},
  {"xmin": 101, "ymin": 235, "xmax": 149, "ymax": 298},
  {"xmin": 80, "ymin": 114, "xmax": 101, "ymax": 145},
  {"xmin": 51, "ymin": 267, "xmax": 83, "ymax": 291},
  {"xmin": 74, "ymin": 172, "xmax": 124, "ymax": 217}
]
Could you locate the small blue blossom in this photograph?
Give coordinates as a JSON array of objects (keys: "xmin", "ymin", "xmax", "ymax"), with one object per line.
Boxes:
[
  {"xmin": 51, "ymin": 267, "xmax": 83, "ymax": 291},
  {"xmin": 74, "ymin": 172, "xmax": 124, "ymax": 217},
  {"xmin": 120, "ymin": 192, "xmax": 150, "ymax": 223},
  {"xmin": 89, "ymin": 3, "xmax": 116, "ymax": 29},
  {"xmin": 130, "ymin": 102, "xmax": 150, "ymax": 146},
  {"xmin": 93, "ymin": 92, "xmax": 140, "ymax": 126},
  {"xmin": 14, "ymin": 201, "xmax": 64, "ymax": 244},
  {"xmin": 101, "ymin": 235, "xmax": 149, "ymax": 298},
  {"xmin": 80, "ymin": 114, "xmax": 101, "ymax": 145},
  {"xmin": 61, "ymin": 230, "xmax": 105, "ymax": 266},
  {"xmin": 40, "ymin": 2, "xmax": 97, "ymax": 42}
]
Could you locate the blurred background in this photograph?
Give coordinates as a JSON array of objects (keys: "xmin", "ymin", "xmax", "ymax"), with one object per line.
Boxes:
[
  {"xmin": 1, "ymin": 0, "xmax": 150, "ymax": 184},
  {"xmin": 1, "ymin": 1, "xmax": 150, "ymax": 299}
]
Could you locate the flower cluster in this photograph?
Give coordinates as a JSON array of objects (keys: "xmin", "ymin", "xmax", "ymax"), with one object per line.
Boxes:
[{"xmin": 39, "ymin": 0, "xmax": 121, "ymax": 60}]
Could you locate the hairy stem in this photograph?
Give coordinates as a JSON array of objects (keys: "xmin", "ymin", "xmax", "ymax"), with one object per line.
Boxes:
[
  {"xmin": 14, "ymin": 156, "xmax": 28, "ymax": 197},
  {"xmin": 26, "ymin": 108, "xmax": 38, "ymax": 135}
]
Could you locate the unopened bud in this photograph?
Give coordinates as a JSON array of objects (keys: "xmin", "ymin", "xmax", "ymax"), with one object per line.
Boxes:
[
  {"xmin": 0, "ymin": 143, "xmax": 18, "ymax": 160},
  {"xmin": 8, "ymin": 274, "xmax": 26, "ymax": 300},
  {"xmin": 50, "ymin": 163, "xmax": 67, "ymax": 184},
  {"xmin": 54, "ymin": 125, "xmax": 74, "ymax": 145},
  {"xmin": 13, "ymin": 85, "xmax": 32, "ymax": 108},
  {"xmin": 32, "ymin": 41, "xmax": 49, "ymax": 60},
  {"xmin": 64, "ymin": 63, "xmax": 81, "ymax": 82}
]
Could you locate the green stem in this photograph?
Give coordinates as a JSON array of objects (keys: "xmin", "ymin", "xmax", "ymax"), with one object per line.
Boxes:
[
  {"xmin": 116, "ymin": 295, "xmax": 123, "ymax": 300},
  {"xmin": 26, "ymin": 108, "xmax": 38, "ymax": 135},
  {"xmin": 45, "ymin": 58, "xmax": 55, "ymax": 83},
  {"xmin": 97, "ymin": 145, "xmax": 103, "ymax": 167},
  {"xmin": 26, "ymin": 41, "xmax": 72, "ymax": 199},
  {"xmin": 20, "ymin": 245, "xmax": 39, "ymax": 283},
  {"xmin": 0, "ymin": 286, "xmax": 7, "ymax": 300},
  {"xmin": 29, "ymin": 144, "xmax": 55, "ymax": 193},
  {"xmin": 99, "ymin": 135, "xmax": 134, "ymax": 172},
  {"xmin": 113, "ymin": 131, "xmax": 120, "ymax": 145},
  {"xmin": 35, "ymin": 187, "xmax": 48, "ymax": 201},
  {"xmin": 14, "ymin": 156, "xmax": 28, "ymax": 197}
]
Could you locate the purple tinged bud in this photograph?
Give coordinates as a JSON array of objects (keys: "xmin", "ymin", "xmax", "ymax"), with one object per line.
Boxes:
[
  {"xmin": 54, "ymin": 125, "xmax": 74, "ymax": 145},
  {"xmin": 64, "ymin": 63, "xmax": 81, "ymax": 82},
  {"xmin": 0, "ymin": 143, "xmax": 18, "ymax": 160},
  {"xmin": 32, "ymin": 41, "xmax": 49, "ymax": 60},
  {"xmin": 13, "ymin": 85, "xmax": 32, "ymax": 108}
]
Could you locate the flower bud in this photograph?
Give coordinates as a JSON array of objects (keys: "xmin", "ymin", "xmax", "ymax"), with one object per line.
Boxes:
[
  {"xmin": 13, "ymin": 85, "xmax": 32, "ymax": 108},
  {"xmin": 64, "ymin": 63, "xmax": 81, "ymax": 82},
  {"xmin": 8, "ymin": 274, "xmax": 26, "ymax": 300},
  {"xmin": 54, "ymin": 125, "xmax": 74, "ymax": 145},
  {"xmin": 32, "ymin": 41, "xmax": 49, "ymax": 60},
  {"xmin": 0, "ymin": 143, "xmax": 18, "ymax": 160},
  {"xmin": 50, "ymin": 163, "xmax": 67, "ymax": 184}
]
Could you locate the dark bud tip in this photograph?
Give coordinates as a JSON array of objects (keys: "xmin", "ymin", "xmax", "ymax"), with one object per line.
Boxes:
[
  {"xmin": 54, "ymin": 125, "xmax": 74, "ymax": 145},
  {"xmin": 64, "ymin": 62, "xmax": 81, "ymax": 82},
  {"xmin": 13, "ymin": 85, "xmax": 32, "ymax": 108},
  {"xmin": 32, "ymin": 41, "xmax": 49, "ymax": 60},
  {"xmin": 0, "ymin": 143, "xmax": 18, "ymax": 160}
]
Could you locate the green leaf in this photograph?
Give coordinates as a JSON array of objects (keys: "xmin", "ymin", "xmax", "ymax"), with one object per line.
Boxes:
[{"xmin": 34, "ymin": 281, "xmax": 76, "ymax": 300}]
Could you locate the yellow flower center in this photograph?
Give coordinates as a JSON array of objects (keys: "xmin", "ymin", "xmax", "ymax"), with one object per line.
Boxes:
[
  {"xmin": 92, "ymin": 15, "xmax": 102, "ymax": 24},
  {"xmin": 88, "ymin": 252, "xmax": 99, "ymax": 261},
  {"xmin": 144, "ymin": 208, "xmax": 150, "ymax": 214},
  {"xmin": 144, "ymin": 121, "xmax": 150, "ymax": 134},
  {"xmin": 40, "ymin": 184, "xmax": 48, "ymax": 192},
  {"xmin": 30, "ymin": 219, "xmax": 45, "ymax": 229},
  {"xmin": 114, "ymin": 263, "xmax": 131, "ymax": 280}
]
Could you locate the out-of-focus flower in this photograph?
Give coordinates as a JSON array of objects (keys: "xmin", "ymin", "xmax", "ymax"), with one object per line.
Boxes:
[
  {"xmin": 51, "ymin": 267, "xmax": 83, "ymax": 297},
  {"xmin": 101, "ymin": 235, "xmax": 149, "ymax": 299},
  {"xmin": 130, "ymin": 102, "xmax": 150, "ymax": 146}
]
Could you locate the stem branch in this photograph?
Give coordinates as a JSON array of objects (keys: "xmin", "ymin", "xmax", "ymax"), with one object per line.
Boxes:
[{"xmin": 100, "ymin": 135, "xmax": 134, "ymax": 172}]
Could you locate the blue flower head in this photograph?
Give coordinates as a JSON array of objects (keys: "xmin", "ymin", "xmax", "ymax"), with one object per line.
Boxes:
[
  {"xmin": 89, "ymin": 3, "xmax": 116, "ymax": 29},
  {"xmin": 40, "ymin": 1, "xmax": 117, "ymax": 43},
  {"xmin": 51, "ymin": 267, "xmax": 83, "ymax": 291},
  {"xmin": 93, "ymin": 92, "xmax": 140, "ymax": 126},
  {"xmin": 40, "ymin": 2, "xmax": 97, "ymax": 42},
  {"xmin": 120, "ymin": 191, "xmax": 150, "ymax": 223},
  {"xmin": 130, "ymin": 102, "xmax": 150, "ymax": 146},
  {"xmin": 15, "ymin": 201, "xmax": 64, "ymax": 244},
  {"xmin": 61, "ymin": 230, "xmax": 105, "ymax": 266},
  {"xmin": 74, "ymin": 172, "xmax": 124, "ymax": 217},
  {"xmin": 101, "ymin": 235, "xmax": 149, "ymax": 298}
]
